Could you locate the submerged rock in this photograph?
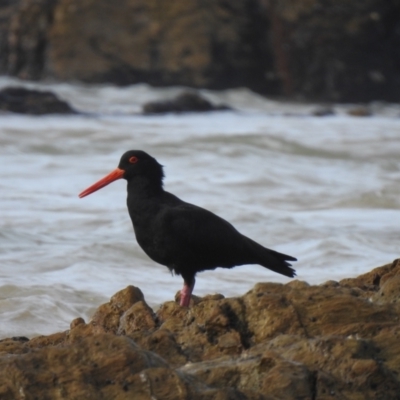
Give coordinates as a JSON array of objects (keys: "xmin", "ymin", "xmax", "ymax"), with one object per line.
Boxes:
[
  {"xmin": 347, "ymin": 105, "xmax": 372, "ymax": 117},
  {"xmin": 312, "ymin": 106, "xmax": 335, "ymax": 117},
  {"xmin": 0, "ymin": 86, "xmax": 76, "ymax": 114},
  {"xmin": 0, "ymin": 259, "xmax": 400, "ymax": 399}
]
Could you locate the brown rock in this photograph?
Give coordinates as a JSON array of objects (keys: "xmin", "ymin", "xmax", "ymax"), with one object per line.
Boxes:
[
  {"xmin": 90, "ymin": 285, "xmax": 145, "ymax": 333},
  {"xmin": 157, "ymin": 298, "xmax": 251, "ymax": 363},
  {"xmin": 244, "ymin": 282, "xmax": 305, "ymax": 342},
  {"xmin": 1, "ymin": 262, "xmax": 400, "ymax": 399},
  {"xmin": 130, "ymin": 329, "xmax": 188, "ymax": 368},
  {"xmin": 206, "ymin": 338, "xmax": 400, "ymax": 400},
  {"xmin": 70, "ymin": 317, "xmax": 85, "ymax": 329},
  {"xmin": 0, "ymin": 334, "xmax": 163, "ymax": 399},
  {"xmin": 262, "ymin": 334, "xmax": 400, "ymax": 399},
  {"xmin": 379, "ymin": 258, "xmax": 400, "ymax": 287},
  {"xmin": 110, "ymin": 284, "xmax": 145, "ymax": 307},
  {"xmin": 118, "ymin": 300, "xmax": 156, "ymax": 335},
  {"xmin": 347, "ymin": 106, "xmax": 372, "ymax": 117},
  {"xmin": 340, "ymin": 259, "xmax": 400, "ymax": 291},
  {"xmin": 0, "ymin": 336, "xmax": 29, "ymax": 356},
  {"xmin": 0, "ymin": 333, "xmax": 254, "ymax": 400},
  {"xmin": 373, "ymin": 325, "xmax": 400, "ymax": 377},
  {"xmin": 373, "ymin": 275, "xmax": 400, "ymax": 304},
  {"xmin": 284, "ymin": 282, "xmax": 398, "ymax": 338},
  {"xmin": 67, "ymin": 319, "xmax": 100, "ymax": 343},
  {"xmin": 181, "ymin": 349, "xmax": 313, "ymax": 399},
  {"xmin": 46, "ymin": 0, "xmax": 274, "ymax": 92},
  {"xmin": 26, "ymin": 331, "xmax": 67, "ymax": 349}
]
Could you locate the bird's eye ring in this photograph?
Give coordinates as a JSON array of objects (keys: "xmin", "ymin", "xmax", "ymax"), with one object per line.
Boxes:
[{"xmin": 129, "ymin": 156, "xmax": 138, "ymax": 164}]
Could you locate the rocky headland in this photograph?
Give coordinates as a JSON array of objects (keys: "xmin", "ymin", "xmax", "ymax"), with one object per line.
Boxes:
[
  {"xmin": 0, "ymin": 259, "xmax": 399, "ymax": 399},
  {"xmin": 0, "ymin": 0, "xmax": 399, "ymax": 102}
]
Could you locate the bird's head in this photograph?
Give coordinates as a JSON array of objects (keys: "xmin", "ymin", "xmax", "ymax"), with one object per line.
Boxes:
[{"xmin": 79, "ymin": 150, "xmax": 164, "ymax": 198}]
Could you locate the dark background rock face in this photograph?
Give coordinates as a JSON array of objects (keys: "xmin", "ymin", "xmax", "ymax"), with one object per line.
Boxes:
[
  {"xmin": 0, "ymin": 0, "xmax": 58, "ymax": 80},
  {"xmin": 265, "ymin": 0, "xmax": 400, "ymax": 102},
  {"xmin": 0, "ymin": 0, "xmax": 400, "ymax": 102},
  {"xmin": 47, "ymin": 0, "xmax": 276, "ymax": 93}
]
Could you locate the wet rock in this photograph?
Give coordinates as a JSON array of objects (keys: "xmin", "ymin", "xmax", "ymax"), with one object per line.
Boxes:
[
  {"xmin": 312, "ymin": 106, "xmax": 335, "ymax": 117},
  {"xmin": 1, "ymin": 262, "xmax": 400, "ymax": 399},
  {"xmin": 347, "ymin": 105, "xmax": 372, "ymax": 117},
  {"xmin": 142, "ymin": 91, "xmax": 232, "ymax": 115},
  {"xmin": 0, "ymin": 86, "xmax": 76, "ymax": 114}
]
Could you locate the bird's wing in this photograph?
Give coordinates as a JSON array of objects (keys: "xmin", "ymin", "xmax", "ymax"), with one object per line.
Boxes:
[{"xmin": 159, "ymin": 202, "xmax": 255, "ymax": 269}]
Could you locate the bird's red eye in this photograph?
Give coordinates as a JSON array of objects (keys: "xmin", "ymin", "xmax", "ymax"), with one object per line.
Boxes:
[{"xmin": 129, "ymin": 156, "xmax": 138, "ymax": 164}]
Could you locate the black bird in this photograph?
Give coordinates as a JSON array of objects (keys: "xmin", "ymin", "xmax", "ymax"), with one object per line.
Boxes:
[{"xmin": 79, "ymin": 150, "xmax": 297, "ymax": 306}]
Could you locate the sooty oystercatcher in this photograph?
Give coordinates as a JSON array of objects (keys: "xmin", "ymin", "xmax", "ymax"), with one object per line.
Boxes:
[{"xmin": 79, "ymin": 150, "xmax": 297, "ymax": 306}]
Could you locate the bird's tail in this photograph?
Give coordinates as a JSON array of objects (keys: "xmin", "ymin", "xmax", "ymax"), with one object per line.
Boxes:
[{"xmin": 246, "ymin": 237, "xmax": 297, "ymax": 278}]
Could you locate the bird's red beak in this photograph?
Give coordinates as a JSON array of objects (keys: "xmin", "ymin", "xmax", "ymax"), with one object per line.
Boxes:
[{"xmin": 79, "ymin": 168, "xmax": 125, "ymax": 198}]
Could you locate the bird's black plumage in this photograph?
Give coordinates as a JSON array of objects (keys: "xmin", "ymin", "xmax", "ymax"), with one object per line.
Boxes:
[{"xmin": 80, "ymin": 150, "xmax": 297, "ymax": 306}]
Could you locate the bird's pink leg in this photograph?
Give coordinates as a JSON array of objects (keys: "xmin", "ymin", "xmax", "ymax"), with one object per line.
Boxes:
[{"xmin": 180, "ymin": 279, "xmax": 195, "ymax": 307}]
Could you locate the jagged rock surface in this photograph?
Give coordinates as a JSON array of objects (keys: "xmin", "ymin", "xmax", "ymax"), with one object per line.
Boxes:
[{"xmin": 0, "ymin": 259, "xmax": 400, "ymax": 399}]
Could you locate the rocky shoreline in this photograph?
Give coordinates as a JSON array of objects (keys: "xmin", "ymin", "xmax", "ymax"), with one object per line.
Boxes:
[{"xmin": 0, "ymin": 259, "xmax": 399, "ymax": 399}]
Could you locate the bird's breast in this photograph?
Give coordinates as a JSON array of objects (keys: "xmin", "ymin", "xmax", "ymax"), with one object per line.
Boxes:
[{"xmin": 130, "ymin": 212, "xmax": 173, "ymax": 267}]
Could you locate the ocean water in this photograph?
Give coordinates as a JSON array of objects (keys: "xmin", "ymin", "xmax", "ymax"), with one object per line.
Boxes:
[{"xmin": 0, "ymin": 77, "xmax": 399, "ymax": 338}]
